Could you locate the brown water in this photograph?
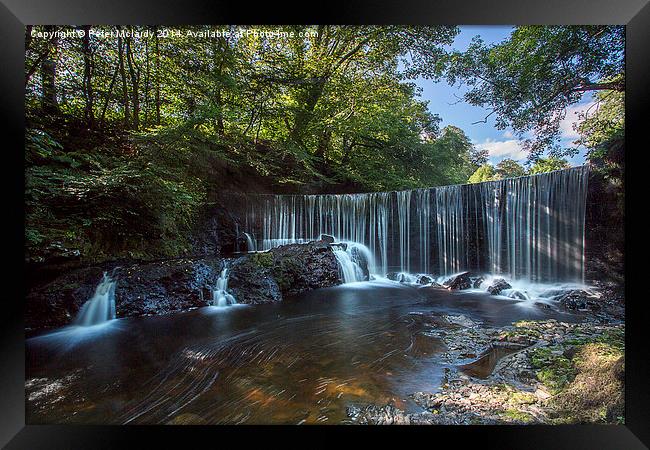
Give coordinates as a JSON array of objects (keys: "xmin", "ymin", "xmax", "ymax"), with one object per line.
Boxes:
[{"xmin": 26, "ymin": 280, "xmax": 578, "ymax": 425}]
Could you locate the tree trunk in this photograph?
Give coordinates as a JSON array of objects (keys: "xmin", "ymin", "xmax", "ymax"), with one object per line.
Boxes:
[
  {"xmin": 126, "ymin": 37, "xmax": 140, "ymax": 130},
  {"xmin": 118, "ymin": 35, "xmax": 130, "ymax": 128},
  {"xmin": 154, "ymin": 30, "xmax": 161, "ymax": 125},
  {"xmin": 212, "ymin": 37, "xmax": 226, "ymax": 136},
  {"xmin": 40, "ymin": 25, "xmax": 58, "ymax": 114},
  {"xmin": 81, "ymin": 26, "xmax": 95, "ymax": 127},
  {"xmin": 290, "ymin": 80, "xmax": 326, "ymax": 145}
]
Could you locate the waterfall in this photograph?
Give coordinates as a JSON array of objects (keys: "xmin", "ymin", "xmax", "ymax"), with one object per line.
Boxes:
[
  {"xmin": 242, "ymin": 166, "xmax": 589, "ymax": 282},
  {"xmin": 244, "ymin": 232, "xmax": 257, "ymax": 252},
  {"xmin": 211, "ymin": 268, "xmax": 237, "ymax": 307},
  {"xmin": 74, "ymin": 272, "xmax": 116, "ymax": 326},
  {"xmin": 333, "ymin": 248, "xmax": 364, "ymax": 283},
  {"xmin": 332, "ymin": 242, "xmax": 373, "ymax": 283}
]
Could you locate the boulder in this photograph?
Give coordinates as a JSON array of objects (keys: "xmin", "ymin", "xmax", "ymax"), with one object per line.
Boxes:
[
  {"xmin": 443, "ymin": 272, "xmax": 472, "ymax": 290},
  {"xmin": 230, "ymin": 242, "xmax": 340, "ymax": 302},
  {"xmin": 268, "ymin": 242, "xmax": 341, "ymax": 296},
  {"xmin": 319, "ymin": 234, "xmax": 335, "ymax": 244},
  {"xmin": 417, "ymin": 274, "xmax": 434, "ymax": 285},
  {"xmin": 508, "ymin": 290, "xmax": 529, "ymax": 300},
  {"xmin": 557, "ymin": 289, "xmax": 601, "ymax": 312},
  {"xmin": 228, "ymin": 254, "xmax": 282, "ymax": 304},
  {"xmin": 487, "ymin": 278, "xmax": 511, "ymax": 295},
  {"xmin": 114, "ymin": 258, "xmax": 221, "ymax": 317}
]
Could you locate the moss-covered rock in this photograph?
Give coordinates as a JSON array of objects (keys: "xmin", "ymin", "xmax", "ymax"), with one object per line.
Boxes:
[
  {"xmin": 268, "ymin": 242, "xmax": 341, "ymax": 296},
  {"xmin": 228, "ymin": 242, "xmax": 341, "ymax": 303},
  {"xmin": 228, "ymin": 255, "xmax": 282, "ymax": 304}
]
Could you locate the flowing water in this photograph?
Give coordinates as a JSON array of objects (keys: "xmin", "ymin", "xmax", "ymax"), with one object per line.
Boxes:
[
  {"xmin": 26, "ymin": 281, "xmax": 581, "ymax": 425},
  {"xmin": 243, "ymin": 167, "xmax": 589, "ymax": 282},
  {"xmin": 74, "ymin": 273, "xmax": 116, "ymax": 326},
  {"xmin": 210, "ymin": 268, "xmax": 237, "ymax": 307}
]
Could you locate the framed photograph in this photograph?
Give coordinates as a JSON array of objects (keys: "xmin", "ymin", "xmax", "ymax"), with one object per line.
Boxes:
[{"xmin": 2, "ymin": 0, "xmax": 647, "ymax": 447}]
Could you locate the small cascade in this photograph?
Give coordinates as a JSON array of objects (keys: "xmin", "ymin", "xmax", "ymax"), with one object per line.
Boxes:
[
  {"xmin": 211, "ymin": 268, "xmax": 237, "ymax": 307},
  {"xmin": 74, "ymin": 272, "xmax": 116, "ymax": 326},
  {"xmin": 244, "ymin": 232, "xmax": 257, "ymax": 252},
  {"xmin": 333, "ymin": 248, "xmax": 365, "ymax": 283}
]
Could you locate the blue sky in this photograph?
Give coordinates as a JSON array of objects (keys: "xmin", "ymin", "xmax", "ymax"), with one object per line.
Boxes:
[{"xmin": 411, "ymin": 25, "xmax": 590, "ymax": 167}]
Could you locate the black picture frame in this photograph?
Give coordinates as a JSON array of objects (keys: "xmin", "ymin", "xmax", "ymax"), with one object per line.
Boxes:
[{"xmin": 1, "ymin": 0, "xmax": 647, "ymax": 447}]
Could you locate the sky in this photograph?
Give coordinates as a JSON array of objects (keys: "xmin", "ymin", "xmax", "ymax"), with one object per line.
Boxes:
[{"xmin": 412, "ymin": 25, "xmax": 591, "ymax": 167}]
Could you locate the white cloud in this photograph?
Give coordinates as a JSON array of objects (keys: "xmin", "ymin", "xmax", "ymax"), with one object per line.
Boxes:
[
  {"xmin": 559, "ymin": 101, "xmax": 597, "ymax": 140},
  {"xmin": 476, "ymin": 138, "xmax": 527, "ymax": 162},
  {"xmin": 502, "ymin": 129, "xmax": 514, "ymax": 139}
]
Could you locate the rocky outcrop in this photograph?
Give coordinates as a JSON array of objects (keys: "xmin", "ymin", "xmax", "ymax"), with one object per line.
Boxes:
[
  {"xmin": 443, "ymin": 272, "xmax": 472, "ymax": 290},
  {"xmin": 25, "ymin": 242, "xmax": 342, "ymax": 331},
  {"xmin": 268, "ymin": 242, "xmax": 341, "ymax": 296},
  {"xmin": 113, "ymin": 258, "xmax": 221, "ymax": 317},
  {"xmin": 25, "ymin": 266, "xmax": 106, "ymax": 331},
  {"xmin": 556, "ymin": 289, "xmax": 601, "ymax": 312},
  {"xmin": 487, "ymin": 278, "xmax": 511, "ymax": 295},
  {"xmin": 228, "ymin": 254, "xmax": 282, "ymax": 304},
  {"xmin": 188, "ymin": 202, "xmax": 240, "ymax": 257}
]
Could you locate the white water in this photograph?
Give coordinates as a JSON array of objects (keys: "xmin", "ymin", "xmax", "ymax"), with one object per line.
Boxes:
[
  {"xmin": 244, "ymin": 232, "xmax": 257, "ymax": 252},
  {"xmin": 211, "ymin": 268, "xmax": 237, "ymax": 307},
  {"xmin": 74, "ymin": 272, "xmax": 116, "ymax": 326},
  {"xmin": 244, "ymin": 167, "xmax": 589, "ymax": 282}
]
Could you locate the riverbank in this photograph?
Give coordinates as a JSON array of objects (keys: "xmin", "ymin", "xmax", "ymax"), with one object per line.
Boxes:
[{"xmin": 347, "ymin": 314, "xmax": 624, "ymax": 425}]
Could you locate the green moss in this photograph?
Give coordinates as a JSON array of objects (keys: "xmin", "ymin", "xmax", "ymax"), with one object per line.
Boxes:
[
  {"xmin": 502, "ymin": 408, "xmax": 535, "ymax": 423},
  {"xmin": 271, "ymin": 257, "xmax": 303, "ymax": 292},
  {"xmin": 504, "ymin": 327, "xmax": 541, "ymax": 340},
  {"xmin": 508, "ymin": 391, "xmax": 536, "ymax": 405},
  {"xmin": 530, "ymin": 347, "xmax": 576, "ymax": 393},
  {"xmin": 251, "ymin": 252, "xmax": 273, "ymax": 268}
]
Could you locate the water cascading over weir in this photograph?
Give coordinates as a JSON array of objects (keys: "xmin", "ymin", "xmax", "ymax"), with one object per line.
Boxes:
[{"xmin": 238, "ymin": 166, "xmax": 590, "ymax": 283}]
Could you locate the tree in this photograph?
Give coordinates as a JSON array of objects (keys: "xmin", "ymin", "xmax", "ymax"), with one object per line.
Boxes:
[
  {"xmin": 468, "ymin": 164, "xmax": 496, "ymax": 183},
  {"xmin": 446, "ymin": 26, "xmax": 624, "ymax": 160},
  {"xmin": 40, "ymin": 25, "xmax": 59, "ymax": 114},
  {"xmin": 528, "ymin": 157, "xmax": 570, "ymax": 174},
  {"xmin": 495, "ymin": 159, "xmax": 526, "ymax": 178}
]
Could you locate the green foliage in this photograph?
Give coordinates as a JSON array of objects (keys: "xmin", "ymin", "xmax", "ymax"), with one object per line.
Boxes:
[
  {"xmin": 495, "ymin": 159, "xmax": 526, "ymax": 178},
  {"xmin": 251, "ymin": 252, "xmax": 273, "ymax": 268},
  {"xmin": 502, "ymin": 408, "xmax": 535, "ymax": 423},
  {"xmin": 25, "ymin": 126, "xmax": 205, "ymax": 263},
  {"xmin": 468, "ymin": 164, "xmax": 496, "ymax": 183},
  {"xmin": 576, "ymin": 83, "xmax": 624, "ymax": 182},
  {"xmin": 528, "ymin": 157, "xmax": 570, "ymax": 174},
  {"xmin": 446, "ymin": 26, "xmax": 624, "ymax": 160}
]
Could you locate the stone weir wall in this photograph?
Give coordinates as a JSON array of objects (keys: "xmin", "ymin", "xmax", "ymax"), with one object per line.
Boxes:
[{"xmin": 235, "ymin": 167, "xmax": 602, "ymax": 283}]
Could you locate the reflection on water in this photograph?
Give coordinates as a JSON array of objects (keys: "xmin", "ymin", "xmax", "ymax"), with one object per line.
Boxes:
[{"xmin": 26, "ymin": 281, "xmax": 580, "ymax": 425}]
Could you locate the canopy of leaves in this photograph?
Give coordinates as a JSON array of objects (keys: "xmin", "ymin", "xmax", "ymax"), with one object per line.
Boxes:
[
  {"xmin": 26, "ymin": 25, "xmax": 492, "ymax": 263},
  {"xmin": 468, "ymin": 164, "xmax": 497, "ymax": 183},
  {"xmin": 528, "ymin": 157, "xmax": 570, "ymax": 175},
  {"xmin": 446, "ymin": 26, "xmax": 624, "ymax": 160}
]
